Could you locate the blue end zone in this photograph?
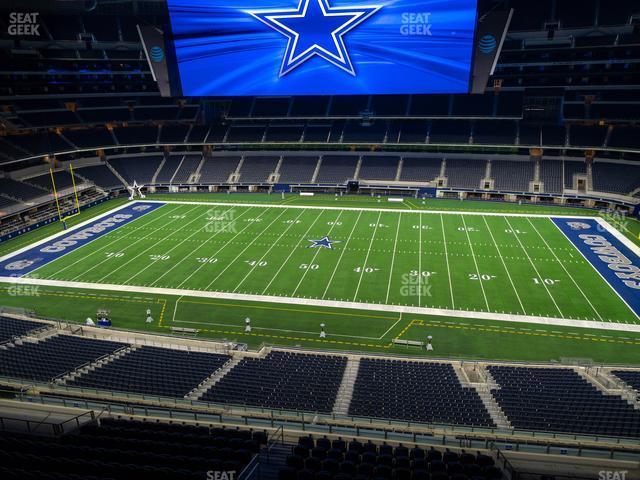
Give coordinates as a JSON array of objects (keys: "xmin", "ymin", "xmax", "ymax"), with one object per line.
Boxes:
[
  {"xmin": 552, "ymin": 217, "xmax": 640, "ymax": 317},
  {"xmin": 0, "ymin": 202, "xmax": 165, "ymax": 278}
]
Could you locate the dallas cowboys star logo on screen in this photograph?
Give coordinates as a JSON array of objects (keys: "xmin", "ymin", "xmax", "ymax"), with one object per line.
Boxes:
[
  {"xmin": 308, "ymin": 236, "xmax": 341, "ymax": 249},
  {"xmin": 248, "ymin": 0, "xmax": 382, "ymax": 76}
]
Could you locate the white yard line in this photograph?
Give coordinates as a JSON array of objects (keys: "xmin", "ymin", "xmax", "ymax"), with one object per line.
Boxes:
[
  {"xmin": 150, "ymin": 205, "xmax": 246, "ymax": 287},
  {"xmin": 504, "ymin": 216, "xmax": 564, "ymax": 318},
  {"xmin": 292, "ymin": 210, "xmax": 344, "ymax": 297},
  {"xmin": 440, "ymin": 214, "xmax": 455, "ymax": 309},
  {"xmin": 203, "ymin": 208, "xmax": 290, "ymax": 290},
  {"xmin": 353, "ymin": 211, "xmax": 383, "ymax": 302},
  {"xmin": 379, "ymin": 312, "xmax": 403, "ymax": 340},
  {"xmin": 236, "ymin": 208, "xmax": 308, "ymax": 292},
  {"xmin": 418, "ymin": 213, "xmax": 423, "ymax": 307},
  {"xmin": 91, "ymin": 205, "xmax": 203, "ymax": 283},
  {"xmin": 527, "ymin": 218, "xmax": 603, "ymax": 321},
  {"xmin": 35, "ymin": 204, "xmax": 179, "ymax": 280},
  {"xmin": 385, "ymin": 212, "xmax": 402, "ymax": 304},
  {"xmin": 175, "ymin": 207, "xmax": 265, "ymax": 289},
  {"xmin": 483, "ymin": 216, "xmax": 526, "ymax": 315},
  {"xmin": 127, "ymin": 205, "xmax": 239, "ymax": 286},
  {"xmin": 322, "ymin": 210, "xmax": 363, "ymax": 299},
  {"xmin": 139, "ymin": 199, "xmax": 599, "ymax": 219},
  {"xmin": 461, "ymin": 215, "xmax": 490, "ymax": 312},
  {"xmin": 261, "ymin": 210, "xmax": 326, "ymax": 295},
  {"xmin": 5, "ymin": 275, "xmax": 639, "ymax": 333}
]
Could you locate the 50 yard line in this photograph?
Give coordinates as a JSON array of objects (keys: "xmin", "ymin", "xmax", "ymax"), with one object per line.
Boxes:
[
  {"xmin": 292, "ymin": 210, "xmax": 344, "ymax": 296},
  {"xmin": 322, "ymin": 210, "xmax": 363, "ymax": 299}
]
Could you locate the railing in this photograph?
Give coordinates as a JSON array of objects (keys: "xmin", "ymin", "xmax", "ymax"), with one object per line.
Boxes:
[{"xmin": 5, "ymin": 380, "xmax": 639, "ymax": 456}]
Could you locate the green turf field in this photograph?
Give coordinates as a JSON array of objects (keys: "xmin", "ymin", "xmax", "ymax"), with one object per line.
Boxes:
[
  {"xmin": 21, "ymin": 200, "xmax": 637, "ymax": 323},
  {"xmin": 2, "ymin": 194, "xmax": 640, "ymax": 364}
]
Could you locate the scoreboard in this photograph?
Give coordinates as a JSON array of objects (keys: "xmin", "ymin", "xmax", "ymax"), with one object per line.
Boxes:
[{"xmin": 161, "ymin": 0, "xmax": 479, "ymax": 96}]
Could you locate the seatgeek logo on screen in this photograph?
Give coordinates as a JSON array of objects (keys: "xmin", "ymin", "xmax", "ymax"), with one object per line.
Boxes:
[{"xmin": 166, "ymin": 0, "xmax": 478, "ymax": 96}]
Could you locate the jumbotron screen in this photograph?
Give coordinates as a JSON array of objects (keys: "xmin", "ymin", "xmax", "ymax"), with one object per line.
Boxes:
[{"xmin": 165, "ymin": 0, "xmax": 478, "ymax": 96}]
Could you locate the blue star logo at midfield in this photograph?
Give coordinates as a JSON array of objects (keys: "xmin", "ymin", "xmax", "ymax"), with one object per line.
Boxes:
[
  {"xmin": 248, "ymin": 0, "xmax": 382, "ymax": 77},
  {"xmin": 308, "ymin": 236, "xmax": 341, "ymax": 249}
]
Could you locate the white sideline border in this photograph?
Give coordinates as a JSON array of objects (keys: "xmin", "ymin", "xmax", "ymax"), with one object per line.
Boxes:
[
  {"xmin": 1, "ymin": 276, "xmax": 640, "ymax": 333},
  {"xmin": 0, "ymin": 201, "xmax": 146, "ymax": 264},
  {"xmin": 1, "ymin": 199, "xmax": 639, "ymax": 334},
  {"xmin": 141, "ymin": 199, "xmax": 600, "ymax": 219}
]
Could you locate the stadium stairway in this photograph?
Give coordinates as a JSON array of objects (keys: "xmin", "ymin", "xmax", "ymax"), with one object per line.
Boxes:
[
  {"xmin": 332, "ymin": 357, "xmax": 360, "ymax": 415},
  {"xmin": 106, "ymin": 161, "xmax": 129, "ymax": 188},
  {"xmin": 258, "ymin": 443, "xmax": 291, "ymax": 480},
  {"xmin": 55, "ymin": 344, "xmax": 136, "ymax": 385},
  {"xmin": 470, "ymin": 366, "xmax": 512, "ymax": 429},
  {"xmin": 185, "ymin": 356, "xmax": 242, "ymax": 400},
  {"xmin": 577, "ymin": 368, "xmax": 640, "ymax": 410}
]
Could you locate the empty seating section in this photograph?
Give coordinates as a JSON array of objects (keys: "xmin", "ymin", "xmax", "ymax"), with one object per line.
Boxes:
[
  {"xmin": 278, "ymin": 156, "xmax": 318, "ymax": 183},
  {"xmin": 154, "ymin": 155, "xmax": 182, "ymax": 183},
  {"xmin": 349, "ymin": 359, "xmax": 494, "ymax": 427},
  {"xmin": 564, "ymin": 161, "xmax": 586, "ymax": 188},
  {"xmin": 0, "ymin": 317, "xmax": 47, "ymax": 344},
  {"xmin": 113, "ymin": 126, "xmax": 158, "ymax": 145},
  {"xmin": 201, "ymin": 351, "xmax": 347, "ymax": 412},
  {"xmin": 400, "ymin": 158, "xmax": 442, "ymax": 182},
  {"xmin": 539, "ymin": 160, "xmax": 563, "ymax": 193},
  {"xmin": 445, "ymin": 159, "xmax": 485, "ymax": 189},
  {"xmin": 75, "ymin": 165, "xmax": 123, "ymax": 189},
  {"xmin": 0, "ymin": 178, "xmax": 48, "ymax": 200},
  {"xmin": 569, "ymin": 125, "xmax": 607, "ymax": 147},
  {"xmin": 265, "ymin": 125, "xmax": 304, "ymax": 142},
  {"xmin": 63, "ymin": 127, "xmax": 114, "ymax": 148},
  {"xmin": 68, "ymin": 346, "xmax": 230, "ymax": 397},
  {"xmin": 592, "ymin": 162, "xmax": 640, "ymax": 194},
  {"xmin": 0, "ymin": 417, "xmax": 266, "ymax": 480},
  {"xmin": 199, "ymin": 156, "xmax": 240, "ymax": 183},
  {"xmin": 473, "ymin": 121, "xmax": 516, "ymax": 145},
  {"xmin": 429, "ymin": 121, "xmax": 470, "ymax": 145},
  {"xmin": 608, "ymin": 126, "xmax": 640, "ymax": 149},
  {"xmin": 239, "ymin": 156, "xmax": 279, "ymax": 183},
  {"xmin": 172, "ymin": 154, "xmax": 202, "ymax": 183},
  {"xmin": 0, "ymin": 334, "xmax": 125, "ymax": 381},
  {"xmin": 0, "ymin": 197, "xmax": 17, "ymax": 209},
  {"xmin": 108, "ymin": 156, "xmax": 162, "ymax": 184},
  {"xmin": 281, "ymin": 435, "xmax": 502, "ymax": 480},
  {"xmin": 358, "ymin": 156, "xmax": 399, "ymax": 181},
  {"xmin": 611, "ymin": 370, "xmax": 640, "ymax": 391},
  {"xmin": 491, "ymin": 161, "xmax": 534, "ymax": 191},
  {"xmin": 316, "ymin": 155, "xmax": 358, "ymax": 183},
  {"xmin": 26, "ymin": 171, "xmax": 75, "ymax": 191},
  {"xmin": 489, "ymin": 366, "xmax": 640, "ymax": 437}
]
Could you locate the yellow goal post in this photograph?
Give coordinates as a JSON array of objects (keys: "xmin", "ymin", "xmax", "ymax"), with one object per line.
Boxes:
[{"xmin": 50, "ymin": 164, "xmax": 81, "ymax": 226}]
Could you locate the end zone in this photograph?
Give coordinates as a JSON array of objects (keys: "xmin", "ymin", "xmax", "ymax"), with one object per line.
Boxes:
[{"xmin": 0, "ymin": 202, "xmax": 165, "ymax": 277}]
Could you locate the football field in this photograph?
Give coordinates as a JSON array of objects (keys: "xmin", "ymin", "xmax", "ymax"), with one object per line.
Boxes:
[{"xmin": 8, "ymin": 199, "xmax": 639, "ymax": 326}]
